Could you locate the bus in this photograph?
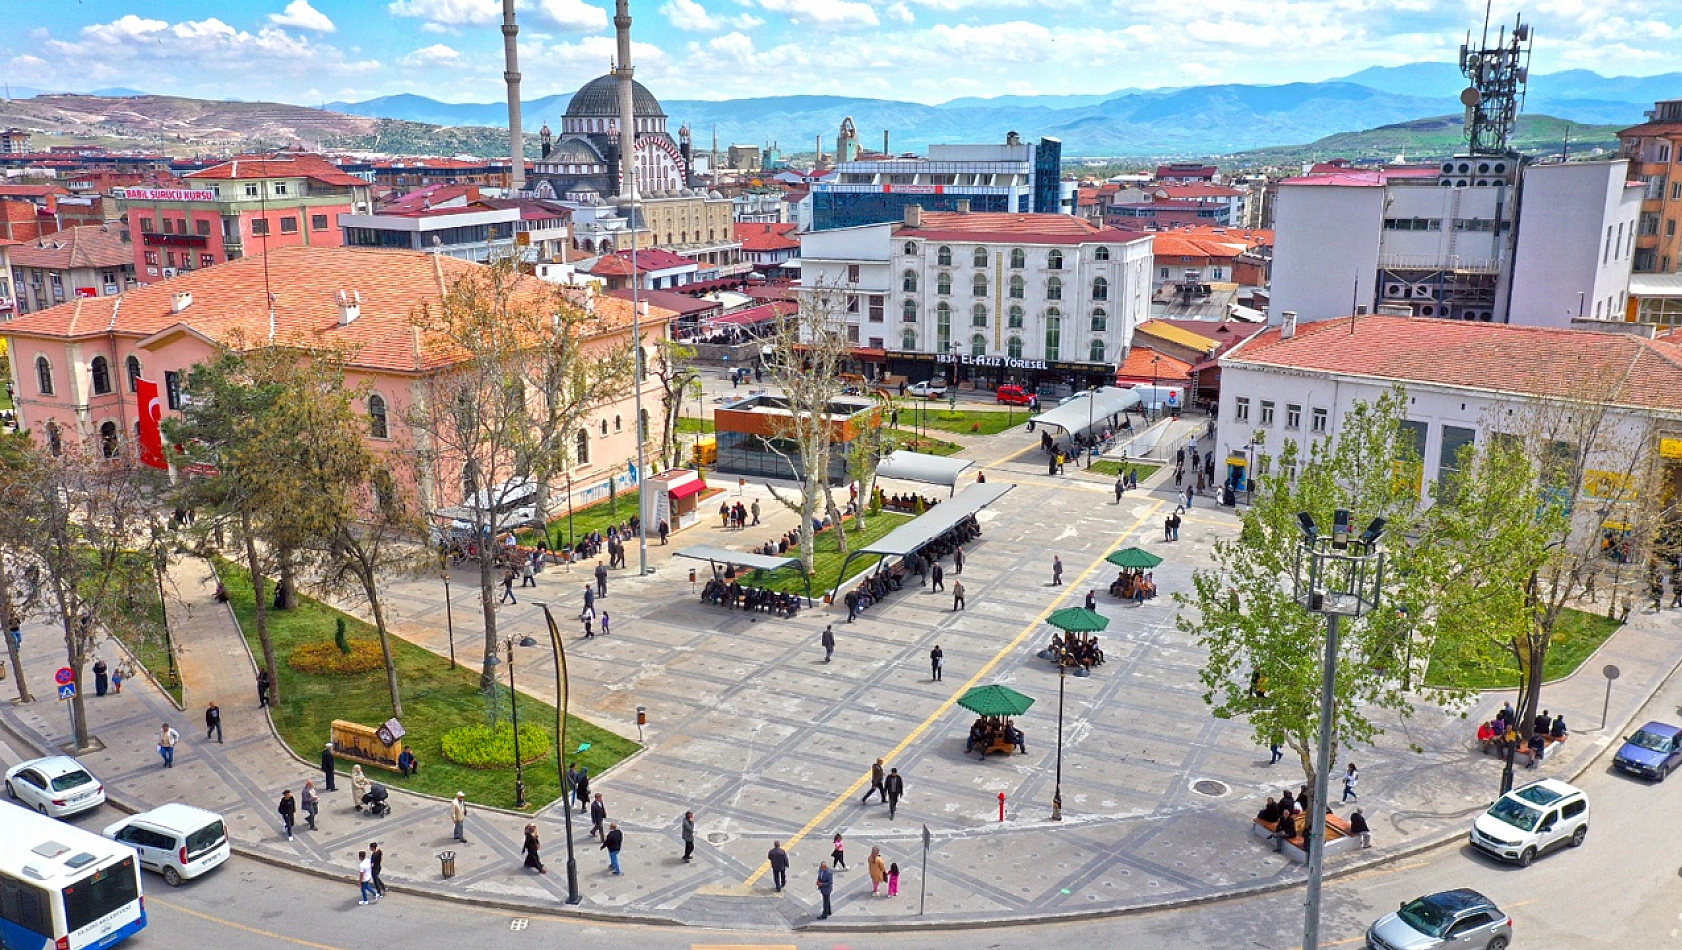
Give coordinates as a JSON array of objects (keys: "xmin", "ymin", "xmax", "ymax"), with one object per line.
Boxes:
[{"xmin": 0, "ymin": 801, "xmax": 146, "ymax": 950}]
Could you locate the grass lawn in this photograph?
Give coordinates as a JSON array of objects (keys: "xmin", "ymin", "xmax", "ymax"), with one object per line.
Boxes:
[
  {"xmin": 676, "ymin": 417, "xmax": 715, "ymax": 434},
  {"xmin": 89, "ymin": 552, "xmax": 181, "ymax": 706},
  {"xmin": 1090, "ymin": 460, "xmax": 1165, "ymax": 482},
  {"xmin": 733, "ymin": 511, "xmax": 913, "ymax": 596},
  {"xmin": 880, "ymin": 428, "xmax": 962, "ymax": 457},
  {"xmin": 215, "ymin": 559, "xmax": 639, "ymax": 810},
  {"xmin": 892, "ymin": 406, "xmax": 1025, "ymax": 436},
  {"xmin": 1424, "ymin": 607, "xmax": 1623, "ymax": 690}
]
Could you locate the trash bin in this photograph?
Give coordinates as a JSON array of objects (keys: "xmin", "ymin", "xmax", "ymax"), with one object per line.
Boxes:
[{"xmin": 437, "ymin": 850, "xmax": 456, "ymax": 878}]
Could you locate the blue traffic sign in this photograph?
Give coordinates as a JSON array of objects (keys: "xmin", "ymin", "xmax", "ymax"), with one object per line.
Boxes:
[{"xmin": 57, "ymin": 683, "xmax": 76, "ymax": 701}]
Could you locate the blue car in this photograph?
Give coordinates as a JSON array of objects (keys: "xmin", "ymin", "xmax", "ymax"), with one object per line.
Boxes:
[{"xmin": 1613, "ymin": 721, "xmax": 1682, "ymax": 781}]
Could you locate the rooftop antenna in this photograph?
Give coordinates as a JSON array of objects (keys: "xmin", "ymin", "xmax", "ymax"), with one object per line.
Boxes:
[{"xmin": 1457, "ymin": 9, "xmax": 1533, "ymax": 155}]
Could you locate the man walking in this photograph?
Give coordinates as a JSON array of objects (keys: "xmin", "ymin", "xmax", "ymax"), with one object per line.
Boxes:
[
  {"xmin": 821, "ymin": 625, "xmax": 836, "ymax": 663},
  {"xmin": 157, "ymin": 722, "xmax": 179, "ymax": 769},
  {"xmin": 930, "ymin": 562, "xmax": 945, "ymax": 592},
  {"xmin": 602, "ymin": 822, "xmax": 624, "ymax": 875},
  {"xmin": 590, "ymin": 792, "xmax": 608, "ymax": 842},
  {"xmin": 751, "ymin": 499, "xmax": 761, "ymax": 526},
  {"xmin": 952, "ymin": 579, "xmax": 966, "ymax": 611},
  {"xmin": 843, "ymin": 588, "xmax": 859, "ymax": 623},
  {"xmin": 204, "ymin": 702, "xmax": 223, "ymax": 743},
  {"xmin": 257, "ymin": 667, "xmax": 272, "ymax": 707},
  {"xmin": 595, "ymin": 561, "xmax": 609, "ymax": 598},
  {"xmin": 767, "ymin": 841, "xmax": 790, "ymax": 892},
  {"xmin": 520, "ymin": 560, "xmax": 536, "ymax": 588},
  {"xmin": 1115, "ymin": 476, "xmax": 1126, "ymax": 503},
  {"xmin": 450, "ymin": 791, "xmax": 468, "ymax": 843},
  {"xmin": 680, "ymin": 811, "xmax": 696, "ymax": 862},
  {"xmin": 581, "ymin": 585, "xmax": 596, "ymax": 619},
  {"xmin": 884, "ymin": 767, "xmax": 906, "ymax": 820},
  {"xmin": 1051, "ymin": 556, "xmax": 1063, "ymax": 587},
  {"xmin": 861, "ymin": 758, "xmax": 886, "ymax": 804},
  {"xmin": 953, "ymin": 546, "xmax": 964, "ymax": 574},
  {"xmin": 357, "ymin": 850, "xmax": 378, "ymax": 905},
  {"xmin": 816, "ymin": 861, "xmax": 834, "ymax": 919},
  {"xmin": 930, "ymin": 644, "xmax": 944, "ymax": 682},
  {"xmin": 369, "ymin": 842, "xmax": 387, "ymax": 896},
  {"xmin": 500, "ymin": 568, "xmax": 518, "ymax": 605},
  {"xmin": 278, "ymin": 790, "xmax": 297, "ymax": 840},
  {"xmin": 321, "ymin": 743, "xmax": 338, "ymax": 791},
  {"xmin": 301, "ymin": 780, "xmax": 320, "ymax": 831}
]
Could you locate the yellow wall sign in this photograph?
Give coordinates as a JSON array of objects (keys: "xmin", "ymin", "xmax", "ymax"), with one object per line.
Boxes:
[
  {"xmin": 1582, "ymin": 469, "xmax": 1637, "ymax": 501},
  {"xmin": 1661, "ymin": 438, "xmax": 1682, "ymax": 460}
]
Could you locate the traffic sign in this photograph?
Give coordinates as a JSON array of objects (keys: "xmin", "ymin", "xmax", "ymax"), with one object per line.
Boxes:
[
  {"xmin": 54, "ymin": 667, "xmax": 74, "ymax": 686},
  {"xmin": 57, "ymin": 683, "xmax": 76, "ymax": 701}
]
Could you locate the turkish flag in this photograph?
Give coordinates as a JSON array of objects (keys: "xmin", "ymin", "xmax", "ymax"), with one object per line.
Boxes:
[{"xmin": 136, "ymin": 378, "xmax": 167, "ymax": 470}]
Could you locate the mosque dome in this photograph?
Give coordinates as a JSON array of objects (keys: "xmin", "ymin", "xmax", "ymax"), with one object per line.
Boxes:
[{"xmin": 564, "ymin": 75, "xmax": 665, "ymax": 119}]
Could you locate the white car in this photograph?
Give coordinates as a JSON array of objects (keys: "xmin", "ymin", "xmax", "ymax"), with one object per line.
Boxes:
[
  {"xmin": 105, "ymin": 804, "xmax": 231, "ymax": 886},
  {"xmin": 5, "ymin": 755, "xmax": 106, "ymax": 817},
  {"xmin": 907, "ymin": 380, "xmax": 948, "ymax": 398},
  {"xmin": 1469, "ymin": 777, "xmax": 1589, "ymax": 867}
]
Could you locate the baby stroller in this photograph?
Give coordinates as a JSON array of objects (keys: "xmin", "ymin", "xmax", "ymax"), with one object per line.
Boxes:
[{"xmin": 362, "ymin": 783, "xmax": 391, "ymax": 817}]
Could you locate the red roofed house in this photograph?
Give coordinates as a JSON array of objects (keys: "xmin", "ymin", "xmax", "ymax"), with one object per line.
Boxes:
[
  {"xmin": 1214, "ymin": 312, "xmax": 1682, "ymax": 495},
  {"xmin": 116, "ymin": 153, "xmax": 372, "ymax": 285},
  {"xmin": 1107, "ymin": 184, "xmax": 1246, "ymax": 231},
  {"xmin": 736, "ymin": 222, "xmax": 799, "ymax": 278},
  {"xmin": 7, "ymin": 225, "xmax": 136, "ymax": 315},
  {"xmin": 0, "ymin": 245, "xmax": 674, "ymax": 515},
  {"xmin": 578, "ymin": 248, "xmax": 699, "ymax": 292}
]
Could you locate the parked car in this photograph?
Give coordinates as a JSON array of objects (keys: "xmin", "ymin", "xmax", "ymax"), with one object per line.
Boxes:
[
  {"xmin": 1367, "ymin": 888, "xmax": 1512, "ymax": 950},
  {"xmin": 1469, "ymin": 777, "xmax": 1588, "ymax": 867},
  {"xmin": 996, "ymin": 385, "xmax": 1033, "ymax": 406},
  {"xmin": 1613, "ymin": 721, "xmax": 1682, "ymax": 780},
  {"xmin": 105, "ymin": 803, "xmax": 231, "ymax": 886},
  {"xmin": 5, "ymin": 755, "xmax": 106, "ymax": 817},
  {"xmin": 907, "ymin": 379, "xmax": 947, "ymax": 398}
]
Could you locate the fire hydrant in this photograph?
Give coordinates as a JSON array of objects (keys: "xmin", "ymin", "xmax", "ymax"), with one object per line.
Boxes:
[{"xmin": 998, "ymin": 791, "xmax": 1006, "ymax": 822}]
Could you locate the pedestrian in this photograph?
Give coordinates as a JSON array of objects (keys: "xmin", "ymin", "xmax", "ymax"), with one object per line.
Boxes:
[
  {"xmin": 1269, "ymin": 736, "xmax": 1283, "ymax": 765},
  {"xmin": 301, "ymin": 780, "xmax": 320, "ymax": 831},
  {"xmin": 278, "ymin": 790, "xmax": 297, "ymax": 840},
  {"xmin": 767, "ymin": 840, "xmax": 790, "ymax": 892},
  {"xmin": 357, "ymin": 850, "xmax": 378, "ymax": 905},
  {"xmin": 862, "ymin": 758, "xmax": 886, "ymax": 803},
  {"xmin": 1114, "ymin": 477, "xmax": 1125, "ymax": 503},
  {"xmin": 821, "ymin": 625, "xmax": 836, "ymax": 662},
  {"xmin": 884, "ymin": 767, "xmax": 906, "ymax": 820},
  {"xmin": 930, "ymin": 644, "xmax": 944, "ymax": 681},
  {"xmin": 953, "ymin": 546, "xmax": 964, "ymax": 574},
  {"xmin": 602, "ymin": 822, "xmax": 624, "ymax": 875},
  {"xmin": 111, "ymin": 665, "xmax": 124, "ymax": 694},
  {"xmin": 574, "ymin": 765, "xmax": 591, "ymax": 812},
  {"xmin": 887, "ymin": 862, "xmax": 900, "ymax": 897},
  {"xmin": 1342, "ymin": 762, "xmax": 1359, "ymax": 802},
  {"xmin": 680, "ymin": 810, "xmax": 696, "ymax": 862},
  {"xmin": 500, "ymin": 569, "xmax": 517, "ymax": 604},
  {"xmin": 601, "ymin": 611, "xmax": 612, "ymax": 636},
  {"xmin": 1084, "ymin": 589, "xmax": 1097, "ymax": 610},
  {"xmin": 844, "ymin": 588, "xmax": 859, "ymax": 623},
  {"xmin": 1184, "ymin": 486, "xmax": 1194, "ymax": 509},
  {"xmin": 522, "ymin": 824, "xmax": 547, "ymax": 873},
  {"xmin": 658, "ymin": 519, "xmax": 670, "ymax": 545},
  {"xmin": 830, "ymin": 833, "xmax": 847, "ymax": 869},
  {"xmin": 583, "ymin": 614, "xmax": 594, "ymax": 638},
  {"xmin": 520, "ymin": 561, "xmax": 536, "ymax": 588},
  {"xmin": 450, "ymin": 791, "xmax": 468, "ymax": 843},
  {"xmin": 869, "ymin": 846, "xmax": 887, "ymax": 896},
  {"xmin": 319, "ymin": 742, "xmax": 339, "ymax": 791},
  {"xmin": 257, "ymin": 667, "xmax": 272, "ymax": 707},
  {"xmin": 1051, "ymin": 555, "xmax": 1063, "ymax": 586},
  {"xmin": 590, "ymin": 792, "xmax": 607, "ymax": 841},
  {"xmin": 595, "ymin": 561, "xmax": 608, "ymax": 598},
  {"xmin": 930, "ymin": 562, "xmax": 945, "ymax": 592},
  {"xmin": 157, "ymin": 722, "xmax": 179, "ymax": 768},
  {"xmin": 205, "ymin": 702, "xmax": 222, "ymax": 743},
  {"xmin": 952, "ymin": 579, "xmax": 966, "ymax": 611},
  {"xmin": 369, "ymin": 842, "xmax": 387, "ymax": 895},
  {"xmin": 93, "ymin": 657, "xmax": 109, "ymax": 697},
  {"xmin": 751, "ymin": 499, "xmax": 761, "ymax": 526},
  {"xmin": 816, "ymin": 860, "xmax": 834, "ymax": 919},
  {"xmin": 581, "ymin": 585, "xmax": 596, "ymax": 619}
]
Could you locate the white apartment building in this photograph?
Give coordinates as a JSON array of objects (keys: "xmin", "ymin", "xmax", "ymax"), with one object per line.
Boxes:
[
  {"xmin": 1270, "ymin": 159, "xmax": 1641, "ymax": 327},
  {"xmin": 801, "ymin": 205, "xmax": 1152, "ymax": 392}
]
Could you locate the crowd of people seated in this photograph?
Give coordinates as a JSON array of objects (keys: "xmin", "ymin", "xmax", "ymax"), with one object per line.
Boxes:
[
  {"xmin": 1048, "ymin": 633, "xmax": 1105, "ymax": 671},
  {"xmin": 1109, "ymin": 569, "xmax": 1157, "ymax": 603},
  {"xmin": 1476, "ymin": 703, "xmax": 1568, "ymax": 766},
  {"xmin": 877, "ymin": 489, "xmax": 942, "ymax": 514},
  {"xmin": 700, "ymin": 573, "xmax": 802, "ymax": 617},
  {"xmin": 965, "ymin": 716, "xmax": 1026, "ymax": 758}
]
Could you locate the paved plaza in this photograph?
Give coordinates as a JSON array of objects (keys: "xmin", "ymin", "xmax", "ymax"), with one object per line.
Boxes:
[{"xmin": 4, "ymin": 415, "xmax": 1681, "ymax": 932}]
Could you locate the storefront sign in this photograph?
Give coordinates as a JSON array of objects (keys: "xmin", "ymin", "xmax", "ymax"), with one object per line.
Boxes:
[
  {"xmin": 882, "ymin": 184, "xmax": 945, "ymax": 195},
  {"xmin": 142, "ymin": 233, "xmax": 209, "ymax": 248},
  {"xmin": 888, "ymin": 350, "xmax": 1111, "ymax": 374},
  {"xmin": 118, "ymin": 188, "xmax": 217, "ymax": 202}
]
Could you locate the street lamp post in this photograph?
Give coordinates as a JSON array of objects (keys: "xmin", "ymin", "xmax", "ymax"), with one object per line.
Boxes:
[
  {"xmin": 1051, "ymin": 661, "xmax": 1066, "ymax": 821},
  {"xmin": 1291, "ymin": 509, "xmax": 1387, "ymax": 950},
  {"xmin": 441, "ymin": 554, "xmax": 456, "ymax": 670},
  {"xmin": 148, "ymin": 521, "xmax": 178, "ymax": 687},
  {"xmin": 1149, "ymin": 356, "xmax": 1162, "ymax": 423},
  {"xmin": 535, "ymin": 604, "xmax": 582, "ymax": 903},
  {"xmin": 565, "ymin": 473, "xmax": 576, "ymax": 552},
  {"xmin": 490, "ymin": 635, "xmax": 540, "ymax": 809}
]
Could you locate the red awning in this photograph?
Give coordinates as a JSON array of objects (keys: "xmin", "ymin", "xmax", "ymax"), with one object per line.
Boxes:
[{"xmin": 668, "ymin": 479, "xmax": 707, "ymax": 499}]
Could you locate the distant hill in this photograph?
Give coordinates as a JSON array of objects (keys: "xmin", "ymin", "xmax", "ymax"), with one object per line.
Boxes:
[{"xmin": 1221, "ymin": 113, "xmax": 1624, "ymax": 166}]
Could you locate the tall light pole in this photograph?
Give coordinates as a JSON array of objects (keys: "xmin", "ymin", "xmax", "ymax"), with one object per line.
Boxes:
[
  {"xmin": 1291, "ymin": 509, "xmax": 1387, "ymax": 950},
  {"xmin": 489, "ymin": 635, "xmax": 539, "ymax": 809},
  {"xmin": 1149, "ymin": 354, "xmax": 1162, "ymax": 423},
  {"xmin": 536, "ymin": 604, "xmax": 583, "ymax": 904},
  {"xmin": 1051, "ymin": 661, "xmax": 1066, "ymax": 821},
  {"xmin": 441, "ymin": 552, "xmax": 456, "ymax": 670}
]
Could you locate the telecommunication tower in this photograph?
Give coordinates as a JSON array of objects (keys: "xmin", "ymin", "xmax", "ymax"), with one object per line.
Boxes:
[{"xmin": 1457, "ymin": 10, "xmax": 1533, "ymax": 155}]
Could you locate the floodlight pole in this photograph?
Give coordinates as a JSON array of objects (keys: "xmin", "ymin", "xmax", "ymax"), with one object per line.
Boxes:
[{"xmin": 1051, "ymin": 662, "xmax": 1065, "ymax": 821}]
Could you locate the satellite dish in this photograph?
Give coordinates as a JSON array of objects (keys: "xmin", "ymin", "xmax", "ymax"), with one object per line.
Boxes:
[{"xmin": 1459, "ymin": 87, "xmax": 1484, "ymax": 107}]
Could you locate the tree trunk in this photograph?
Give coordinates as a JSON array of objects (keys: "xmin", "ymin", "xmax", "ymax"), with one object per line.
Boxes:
[
  {"xmin": 825, "ymin": 494, "xmax": 849, "ymax": 557},
  {"xmin": 0, "ymin": 565, "xmax": 32, "ymax": 703},
  {"xmin": 360, "ymin": 570, "xmax": 404, "ymax": 720},
  {"xmin": 240, "ymin": 513, "xmax": 277, "ymax": 705},
  {"xmin": 1519, "ymin": 637, "xmax": 1547, "ymax": 735},
  {"xmin": 478, "ymin": 546, "xmax": 499, "ymax": 693}
]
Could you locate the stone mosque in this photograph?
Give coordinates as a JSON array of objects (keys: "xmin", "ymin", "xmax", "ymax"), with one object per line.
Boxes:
[{"xmin": 530, "ymin": 74, "xmax": 695, "ymax": 203}]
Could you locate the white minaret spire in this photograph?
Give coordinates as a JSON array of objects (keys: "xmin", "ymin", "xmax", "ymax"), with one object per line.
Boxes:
[
  {"xmin": 501, "ymin": 0, "xmax": 525, "ymax": 192},
  {"xmin": 613, "ymin": 0, "xmax": 636, "ymax": 201}
]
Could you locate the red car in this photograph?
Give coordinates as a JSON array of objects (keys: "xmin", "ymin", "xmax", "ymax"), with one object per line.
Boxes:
[{"xmin": 996, "ymin": 385, "xmax": 1033, "ymax": 406}]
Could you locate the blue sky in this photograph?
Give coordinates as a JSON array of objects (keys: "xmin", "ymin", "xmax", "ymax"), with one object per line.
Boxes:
[{"xmin": 4, "ymin": 0, "xmax": 1679, "ymax": 105}]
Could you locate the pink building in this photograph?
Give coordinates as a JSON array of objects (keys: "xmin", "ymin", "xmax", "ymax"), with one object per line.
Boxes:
[{"xmin": 0, "ymin": 246, "xmax": 673, "ymax": 514}]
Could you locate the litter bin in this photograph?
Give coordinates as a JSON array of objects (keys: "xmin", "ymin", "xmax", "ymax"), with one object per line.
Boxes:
[{"xmin": 437, "ymin": 850, "xmax": 456, "ymax": 878}]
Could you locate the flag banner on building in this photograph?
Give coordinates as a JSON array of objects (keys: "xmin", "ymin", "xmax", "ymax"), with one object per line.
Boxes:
[{"xmin": 136, "ymin": 378, "xmax": 167, "ymax": 470}]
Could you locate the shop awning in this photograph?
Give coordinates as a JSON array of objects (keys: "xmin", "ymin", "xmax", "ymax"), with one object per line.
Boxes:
[
  {"xmin": 874, "ymin": 450, "xmax": 974, "ymax": 492},
  {"xmin": 829, "ymin": 481, "xmax": 1014, "ymax": 598},
  {"xmin": 668, "ymin": 480, "xmax": 707, "ymax": 499},
  {"xmin": 1028, "ymin": 387, "xmax": 1141, "ymax": 437}
]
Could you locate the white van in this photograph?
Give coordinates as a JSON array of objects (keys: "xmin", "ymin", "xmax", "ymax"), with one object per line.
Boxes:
[
  {"xmin": 104, "ymin": 803, "xmax": 232, "ymax": 885},
  {"xmin": 1469, "ymin": 777, "xmax": 1589, "ymax": 867}
]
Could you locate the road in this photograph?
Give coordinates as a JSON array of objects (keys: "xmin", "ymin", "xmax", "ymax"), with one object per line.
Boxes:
[{"xmin": 8, "ymin": 645, "xmax": 1680, "ymax": 950}]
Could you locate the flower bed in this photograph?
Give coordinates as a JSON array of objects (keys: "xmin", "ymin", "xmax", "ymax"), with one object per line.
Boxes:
[{"xmin": 441, "ymin": 722, "xmax": 554, "ymax": 769}]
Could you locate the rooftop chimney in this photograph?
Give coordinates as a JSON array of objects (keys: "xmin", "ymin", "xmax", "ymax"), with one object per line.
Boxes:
[
  {"xmin": 955, "ymin": 199, "xmax": 971, "ymax": 214},
  {"xmin": 1280, "ymin": 310, "xmax": 1298, "ymax": 340},
  {"xmin": 337, "ymin": 289, "xmax": 361, "ymax": 325},
  {"xmin": 904, "ymin": 204, "xmax": 922, "ymax": 228},
  {"xmin": 171, "ymin": 292, "xmax": 192, "ymax": 313}
]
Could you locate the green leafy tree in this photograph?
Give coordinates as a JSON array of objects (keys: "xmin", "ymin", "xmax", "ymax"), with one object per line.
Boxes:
[
  {"xmin": 0, "ymin": 432, "xmax": 38, "ymax": 702},
  {"xmin": 651, "ymin": 337, "xmax": 698, "ymax": 470}
]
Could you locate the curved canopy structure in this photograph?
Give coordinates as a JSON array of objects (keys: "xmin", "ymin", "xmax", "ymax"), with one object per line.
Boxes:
[{"xmin": 1028, "ymin": 387, "xmax": 1142, "ymax": 438}]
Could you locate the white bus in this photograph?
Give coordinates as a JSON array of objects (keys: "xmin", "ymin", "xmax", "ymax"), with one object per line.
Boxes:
[{"xmin": 0, "ymin": 801, "xmax": 146, "ymax": 950}]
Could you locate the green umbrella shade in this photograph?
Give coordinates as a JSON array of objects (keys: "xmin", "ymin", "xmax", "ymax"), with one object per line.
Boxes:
[
  {"xmin": 1046, "ymin": 607, "xmax": 1110, "ymax": 633},
  {"xmin": 1106, "ymin": 546, "xmax": 1164, "ymax": 569},
  {"xmin": 957, "ymin": 684, "xmax": 1036, "ymax": 718}
]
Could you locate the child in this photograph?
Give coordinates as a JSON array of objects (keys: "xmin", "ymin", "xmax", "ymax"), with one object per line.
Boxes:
[
  {"xmin": 111, "ymin": 665, "xmax": 125, "ymax": 695},
  {"xmin": 830, "ymin": 833, "xmax": 846, "ymax": 870},
  {"xmin": 601, "ymin": 612, "xmax": 611, "ymax": 636},
  {"xmin": 887, "ymin": 862, "xmax": 899, "ymax": 897}
]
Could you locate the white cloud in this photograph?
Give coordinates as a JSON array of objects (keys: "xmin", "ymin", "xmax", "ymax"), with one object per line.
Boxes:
[
  {"xmin": 886, "ymin": 2, "xmax": 915, "ymax": 23},
  {"xmin": 402, "ymin": 43, "xmax": 467, "ymax": 67},
  {"xmin": 545, "ymin": 35, "xmax": 669, "ymax": 69},
  {"xmin": 268, "ymin": 0, "xmax": 337, "ymax": 32},
  {"xmin": 754, "ymin": 0, "xmax": 878, "ymax": 27},
  {"xmin": 389, "ymin": 0, "xmax": 605, "ymax": 30},
  {"xmin": 663, "ymin": 0, "xmax": 722, "ymax": 30},
  {"xmin": 534, "ymin": 0, "xmax": 610, "ymax": 31}
]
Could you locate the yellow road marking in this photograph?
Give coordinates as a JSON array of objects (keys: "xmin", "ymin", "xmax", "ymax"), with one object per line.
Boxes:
[
  {"xmin": 741, "ymin": 499, "xmax": 1167, "ymax": 887},
  {"xmin": 148, "ymin": 898, "xmax": 354, "ymax": 950}
]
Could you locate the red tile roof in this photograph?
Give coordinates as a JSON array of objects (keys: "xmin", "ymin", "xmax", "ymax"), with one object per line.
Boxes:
[
  {"xmin": 1619, "ymin": 121, "xmax": 1682, "ymax": 138},
  {"xmin": 1226, "ymin": 315, "xmax": 1682, "ymax": 412},
  {"xmin": 1151, "ymin": 234, "xmax": 1247, "ymax": 260},
  {"xmin": 379, "ymin": 184, "xmax": 481, "ymax": 213},
  {"xmin": 736, "ymin": 222, "xmax": 799, "ymax": 252},
  {"xmin": 0, "ymin": 184, "xmax": 71, "ymax": 199},
  {"xmin": 1157, "ymin": 184, "xmax": 1242, "ymax": 199},
  {"xmin": 0, "ymin": 246, "xmax": 672, "ymax": 375},
  {"xmin": 7, "ymin": 225, "xmax": 131, "ymax": 270},
  {"xmin": 903, "ymin": 212, "xmax": 1137, "ymax": 245},
  {"xmin": 583, "ymin": 248, "xmax": 696, "ymax": 276},
  {"xmin": 186, "ymin": 153, "xmax": 368, "ymax": 189},
  {"xmin": 606, "ymin": 287, "xmax": 721, "ymax": 316},
  {"xmin": 1116, "ymin": 346, "xmax": 1192, "ymax": 383}
]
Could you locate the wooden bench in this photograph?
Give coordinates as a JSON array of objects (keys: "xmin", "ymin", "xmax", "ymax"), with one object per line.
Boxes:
[
  {"xmin": 1251, "ymin": 813, "xmax": 1363, "ymax": 865},
  {"xmin": 984, "ymin": 736, "xmax": 1019, "ymax": 757}
]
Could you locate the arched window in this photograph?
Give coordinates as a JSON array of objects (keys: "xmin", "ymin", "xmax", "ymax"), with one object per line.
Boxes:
[
  {"xmin": 936, "ymin": 272, "xmax": 951, "ymax": 295},
  {"xmin": 1008, "ymin": 305, "xmax": 1024, "ymax": 329},
  {"xmin": 972, "ymin": 304, "xmax": 987, "ymax": 327},
  {"xmin": 935, "ymin": 303, "xmax": 951, "ymax": 351},
  {"xmin": 936, "ymin": 246, "xmax": 952, "ymax": 266},
  {"xmin": 600, "ymin": 419, "xmax": 609, "ymax": 436},
  {"xmin": 1047, "ymin": 249, "xmax": 1064, "ymax": 270},
  {"xmin": 1090, "ymin": 308, "xmax": 1108, "ymax": 332},
  {"xmin": 1089, "ymin": 339, "xmax": 1106, "ymax": 363},
  {"xmin": 99, "ymin": 421, "xmax": 119, "ymax": 459},
  {"xmin": 1009, "ymin": 275, "xmax": 1024, "ymax": 299},
  {"xmin": 902, "ymin": 298, "xmax": 917, "ymax": 322},
  {"xmin": 90, "ymin": 356, "xmax": 112, "ymax": 396},
  {"xmin": 125, "ymin": 355, "xmax": 141, "ymax": 393},
  {"xmin": 35, "ymin": 356, "xmax": 53, "ymax": 396},
  {"xmin": 575, "ymin": 429, "xmax": 590, "ymax": 465},
  {"xmin": 640, "ymin": 408, "xmax": 649, "ymax": 441},
  {"xmin": 1045, "ymin": 312, "xmax": 1062, "ymax": 361},
  {"xmin": 1007, "ymin": 336, "xmax": 1023, "ymax": 359},
  {"xmin": 1092, "ymin": 276, "xmax": 1109, "ymax": 301},
  {"xmin": 972, "ymin": 246, "xmax": 988, "ymax": 268},
  {"xmin": 971, "ymin": 334, "xmax": 987, "ymax": 357},
  {"xmin": 902, "ymin": 270, "xmax": 917, "ymax": 292},
  {"xmin": 1010, "ymin": 247, "xmax": 1025, "ymax": 269},
  {"xmin": 1047, "ymin": 276, "xmax": 1063, "ymax": 301},
  {"xmin": 1094, "ymin": 246, "xmax": 1111, "ymax": 261},
  {"xmin": 903, "ymin": 241, "xmax": 917, "ymax": 256},
  {"xmin": 369, "ymin": 394, "xmax": 389, "ymax": 439},
  {"xmin": 972, "ymin": 273, "xmax": 987, "ymax": 297},
  {"xmin": 614, "ymin": 415, "xmax": 623, "ymax": 431},
  {"xmin": 902, "ymin": 328, "xmax": 917, "ymax": 349}
]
